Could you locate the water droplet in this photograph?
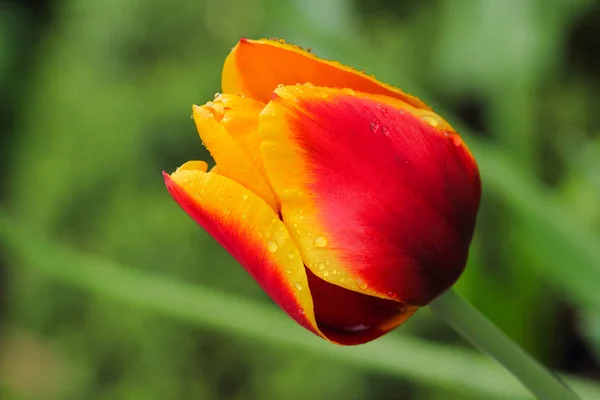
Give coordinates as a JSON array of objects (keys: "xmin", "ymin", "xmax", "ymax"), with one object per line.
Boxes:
[
  {"xmin": 356, "ymin": 278, "xmax": 367, "ymax": 290},
  {"xmin": 242, "ymin": 193, "xmax": 248, "ymax": 200},
  {"xmin": 267, "ymin": 240, "xmax": 278, "ymax": 252},
  {"xmin": 214, "ymin": 92, "xmax": 221, "ymax": 98},
  {"xmin": 313, "ymin": 236, "xmax": 328, "ymax": 247},
  {"xmin": 304, "ymin": 82, "xmax": 313, "ymax": 87},
  {"xmin": 299, "ymin": 215, "xmax": 304, "ymax": 221},
  {"xmin": 205, "ymin": 101, "xmax": 214, "ymax": 107},
  {"xmin": 421, "ymin": 115, "xmax": 439, "ymax": 127},
  {"xmin": 277, "ymin": 83, "xmax": 284, "ymax": 88},
  {"xmin": 200, "ymin": 189, "xmax": 205, "ymax": 195},
  {"xmin": 298, "ymin": 308, "xmax": 306, "ymax": 315},
  {"xmin": 287, "ymin": 252, "xmax": 295, "ymax": 260},
  {"xmin": 322, "ymin": 270, "xmax": 329, "ymax": 277},
  {"xmin": 295, "ymin": 282, "xmax": 303, "ymax": 290},
  {"xmin": 306, "ymin": 47, "xmax": 312, "ymax": 53},
  {"xmin": 451, "ymin": 134, "xmax": 462, "ymax": 147},
  {"xmin": 286, "ymin": 269, "xmax": 292, "ymax": 275},
  {"xmin": 369, "ymin": 122, "xmax": 379, "ymax": 132},
  {"xmin": 278, "ymin": 38, "xmax": 286, "ymax": 44},
  {"xmin": 381, "ymin": 126, "xmax": 390, "ymax": 135},
  {"xmin": 296, "ymin": 229, "xmax": 301, "ymax": 235},
  {"xmin": 387, "ymin": 291, "xmax": 398, "ymax": 299},
  {"xmin": 241, "ymin": 213, "xmax": 247, "ymax": 219},
  {"xmin": 332, "ymin": 269, "xmax": 338, "ymax": 275},
  {"xmin": 344, "ymin": 324, "xmax": 371, "ymax": 333},
  {"xmin": 317, "ymin": 262, "xmax": 325, "ymax": 270}
]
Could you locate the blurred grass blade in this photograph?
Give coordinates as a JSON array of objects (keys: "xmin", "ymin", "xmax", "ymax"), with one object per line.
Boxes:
[
  {"xmin": 469, "ymin": 142, "xmax": 600, "ymax": 309},
  {"xmin": 1, "ymin": 213, "xmax": 600, "ymax": 400}
]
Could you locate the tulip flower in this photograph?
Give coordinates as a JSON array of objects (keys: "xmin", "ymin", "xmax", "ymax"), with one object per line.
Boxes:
[{"xmin": 163, "ymin": 38, "xmax": 481, "ymax": 345}]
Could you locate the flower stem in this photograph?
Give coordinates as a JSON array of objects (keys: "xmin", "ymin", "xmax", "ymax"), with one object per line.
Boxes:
[{"xmin": 429, "ymin": 289, "xmax": 578, "ymax": 400}]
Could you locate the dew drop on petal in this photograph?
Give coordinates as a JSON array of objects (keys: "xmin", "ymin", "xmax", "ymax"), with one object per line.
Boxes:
[
  {"xmin": 322, "ymin": 270, "xmax": 329, "ymax": 277},
  {"xmin": 381, "ymin": 126, "xmax": 390, "ymax": 135},
  {"xmin": 451, "ymin": 134, "xmax": 463, "ymax": 147},
  {"xmin": 242, "ymin": 193, "xmax": 248, "ymax": 200},
  {"xmin": 277, "ymin": 83, "xmax": 284, "ymax": 88},
  {"xmin": 214, "ymin": 92, "xmax": 221, "ymax": 98},
  {"xmin": 295, "ymin": 282, "xmax": 303, "ymax": 291},
  {"xmin": 313, "ymin": 236, "xmax": 328, "ymax": 248},
  {"xmin": 356, "ymin": 278, "xmax": 367, "ymax": 290},
  {"xmin": 344, "ymin": 324, "xmax": 371, "ymax": 333},
  {"xmin": 298, "ymin": 308, "xmax": 306, "ymax": 315},
  {"xmin": 421, "ymin": 115, "xmax": 439, "ymax": 127},
  {"xmin": 317, "ymin": 262, "xmax": 325, "ymax": 270},
  {"xmin": 267, "ymin": 240, "xmax": 278, "ymax": 252},
  {"xmin": 369, "ymin": 122, "xmax": 379, "ymax": 132},
  {"xmin": 287, "ymin": 252, "xmax": 295, "ymax": 260}
]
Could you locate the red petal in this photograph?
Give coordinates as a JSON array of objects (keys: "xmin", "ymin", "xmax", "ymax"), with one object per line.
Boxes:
[{"xmin": 259, "ymin": 86, "xmax": 481, "ymax": 305}]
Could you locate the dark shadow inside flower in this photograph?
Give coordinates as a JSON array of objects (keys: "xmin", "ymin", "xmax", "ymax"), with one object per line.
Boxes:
[{"xmin": 305, "ymin": 267, "xmax": 412, "ymax": 345}]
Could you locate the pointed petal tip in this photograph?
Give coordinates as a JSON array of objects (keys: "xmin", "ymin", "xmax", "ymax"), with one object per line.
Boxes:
[{"xmin": 162, "ymin": 170, "xmax": 172, "ymax": 184}]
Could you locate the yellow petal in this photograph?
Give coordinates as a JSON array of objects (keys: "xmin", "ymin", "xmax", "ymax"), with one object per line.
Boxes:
[
  {"xmin": 192, "ymin": 104, "xmax": 278, "ymax": 211},
  {"xmin": 222, "ymin": 38, "xmax": 429, "ymax": 109}
]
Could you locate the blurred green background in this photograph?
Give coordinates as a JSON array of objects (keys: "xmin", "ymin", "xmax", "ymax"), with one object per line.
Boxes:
[{"xmin": 1, "ymin": 0, "xmax": 600, "ymax": 399}]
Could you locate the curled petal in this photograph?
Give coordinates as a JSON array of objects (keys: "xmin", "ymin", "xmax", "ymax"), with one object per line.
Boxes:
[
  {"xmin": 259, "ymin": 85, "xmax": 481, "ymax": 305},
  {"xmin": 164, "ymin": 167, "xmax": 317, "ymax": 334},
  {"xmin": 222, "ymin": 38, "xmax": 429, "ymax": 109}
]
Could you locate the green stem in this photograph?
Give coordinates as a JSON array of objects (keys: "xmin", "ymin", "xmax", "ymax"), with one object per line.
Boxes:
[{"xmin": 429, "ymin": 289, "xmax": 578, "ymax": 400}]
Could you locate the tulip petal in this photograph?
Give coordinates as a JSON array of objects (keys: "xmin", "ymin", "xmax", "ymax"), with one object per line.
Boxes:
[
  {"xmin": 259, "ymin": 85, "xmax": 481, "ymax": 305},
  {"xmin": 164, "ymin": 167, "xmax": 318, "ymax": 334},
  {"xmin": 209, "ymin": 94, "xmax": 267, "ymax": 175},
  {"xmin": 222, "ymin": 38, "xmax": 429, "ymax": 109},
  {"xmin": 164, "ymin": 166, "xmax": 417, "ymax": 345},
  {"xmin": 192, "ymin": 104, "xmax": 278, "ymax": 211}
]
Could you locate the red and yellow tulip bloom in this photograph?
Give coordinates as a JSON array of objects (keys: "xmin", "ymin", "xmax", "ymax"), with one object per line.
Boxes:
[{"xmin": 163, "ymin": 38, "xmax": 481, "ymax": 345}]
